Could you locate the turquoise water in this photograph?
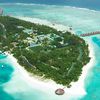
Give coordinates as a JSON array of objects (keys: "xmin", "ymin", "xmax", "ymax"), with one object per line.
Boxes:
[
  {"xmin": 0, "ymin": 54, "xmax": 14, "ymax": 100},
  {"xmin": 0, "ymin": 3, "xmax": 100, "ymax": 100}
]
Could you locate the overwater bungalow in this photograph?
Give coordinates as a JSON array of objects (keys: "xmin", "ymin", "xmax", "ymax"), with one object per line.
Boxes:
[{"xmin": 55, "ymin": 88, "xmax": 65, "ymax": 95}]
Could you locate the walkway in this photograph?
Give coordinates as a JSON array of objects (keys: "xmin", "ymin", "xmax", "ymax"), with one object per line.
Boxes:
[{"xmin": 80, "ymin": 31, "xmax": 100, "ymax": 37}]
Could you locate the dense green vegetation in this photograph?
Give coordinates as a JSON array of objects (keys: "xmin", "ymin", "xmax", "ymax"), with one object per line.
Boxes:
[{"xmin": 0, "ymin": 16, "xmax": 90, "ymax": 87}]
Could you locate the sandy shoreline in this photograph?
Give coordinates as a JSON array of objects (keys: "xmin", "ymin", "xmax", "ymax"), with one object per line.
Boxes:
[
  {"xmin": 70, "ymin": 39, "xmax": 95, "ymax": 94},
  {"xmin": 14, "ymin": 16, "xmax": 75, "ymax": 34},
  {"xmin": 2, "ymin": 17, "xmax": 95, "ymax": 96},
  {"xmin": 5, "ymin": 38, "xmax": 94, "ymax": 96}
]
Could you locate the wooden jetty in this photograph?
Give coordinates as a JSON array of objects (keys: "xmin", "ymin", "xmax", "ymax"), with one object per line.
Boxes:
[{"xmin": 80, "ymin": 31, "xmax": 100, "ymax": 37}]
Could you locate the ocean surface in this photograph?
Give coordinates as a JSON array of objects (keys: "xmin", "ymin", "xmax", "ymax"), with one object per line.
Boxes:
[
  {"xmin": 0, "ymin": 2, "xmax": 100, "ymax": 100},
  {"xmin": 0, "ymin": 0, "xmax": 100, "ymax": 10}
]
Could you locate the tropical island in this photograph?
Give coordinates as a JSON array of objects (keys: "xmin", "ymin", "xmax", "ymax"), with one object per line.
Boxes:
[{"xmin": 0, "ymin": 16, "xmax": 90, "ymax": 87}]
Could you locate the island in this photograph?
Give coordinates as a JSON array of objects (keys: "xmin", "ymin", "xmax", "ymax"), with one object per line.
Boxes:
[{"xmin": 0, "ymin": 16, "xmax": 90, "ymax": 88}]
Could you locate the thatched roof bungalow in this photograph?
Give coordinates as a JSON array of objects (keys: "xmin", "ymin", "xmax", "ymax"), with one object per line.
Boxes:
[{"xmin": 55, "ymin": 88, "xmax": 65, "ymax": 95}]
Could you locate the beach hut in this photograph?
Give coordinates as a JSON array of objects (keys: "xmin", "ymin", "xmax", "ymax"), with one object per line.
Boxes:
[{"xmin": 55, "ymin": 88, "xmax": 65, "ymax": 95}]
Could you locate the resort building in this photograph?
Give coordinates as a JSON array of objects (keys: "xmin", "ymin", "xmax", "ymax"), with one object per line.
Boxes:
[{"xmin": 55, "ymin": 88, "xmax": 65, "ymax": 95}]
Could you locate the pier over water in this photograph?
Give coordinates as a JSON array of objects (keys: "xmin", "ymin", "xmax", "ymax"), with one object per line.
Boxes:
[{"xmin": 80, "ymin": 31, "xmax": 100, "ymax": 37}]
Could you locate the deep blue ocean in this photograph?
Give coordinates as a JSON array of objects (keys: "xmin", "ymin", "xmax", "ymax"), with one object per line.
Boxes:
[
  {"xmin": 0, "ymin": 0, "xmax": 100, "ymax": 10},
  {"xmin": 0, "ymin": 0, "xmax": 100, "ymax": 100}
]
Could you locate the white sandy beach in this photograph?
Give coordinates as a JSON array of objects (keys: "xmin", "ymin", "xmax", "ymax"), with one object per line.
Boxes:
[
  {"xmin": 3, "ymin": 17, "xmax": 95, "ymax": 97},
  {"xmin": 70, "ymin": 39, "xmax": 95, "ymax": 94},
  {"xmin": 14, "ymin": 16, "xmax": 74, "ymax": 34},
  {"xmin": 4, "ymin": 38, "xmax": 95, "ymax": 97}
]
